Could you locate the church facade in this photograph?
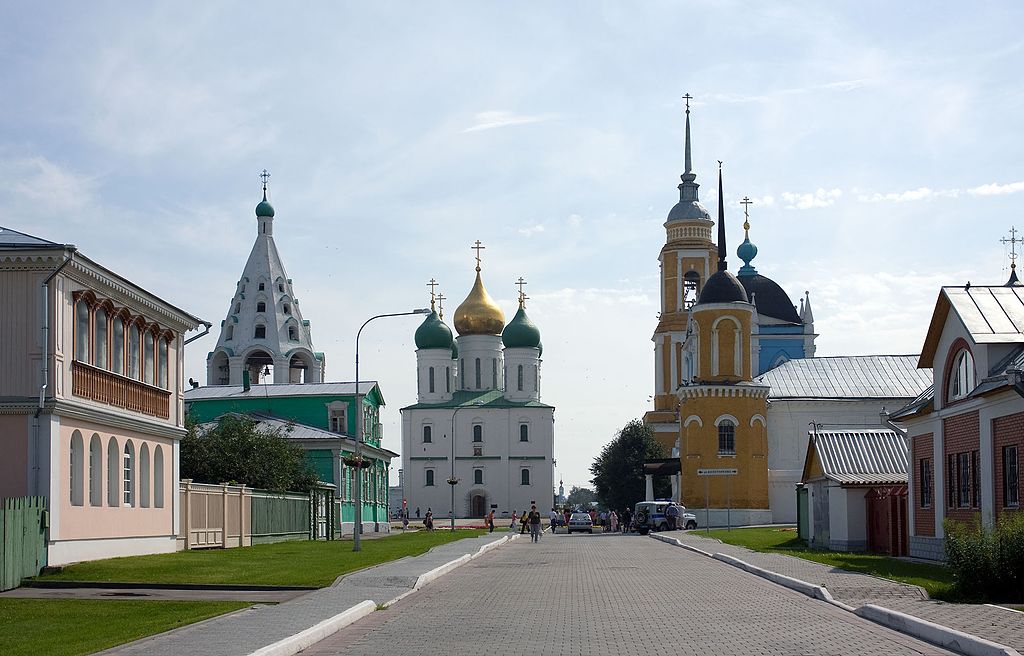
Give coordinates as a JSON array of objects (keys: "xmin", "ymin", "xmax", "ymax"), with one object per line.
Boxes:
[{"xmin": 400, "ymin": 249, "xmax": 555, "ymax": 519}]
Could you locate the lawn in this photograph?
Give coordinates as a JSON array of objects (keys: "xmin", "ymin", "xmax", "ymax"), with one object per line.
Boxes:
[
  {"xmin": 704, "ymin": 526, "xmax": 955, "ymax": 599},
  {"xmin": 0, "ymin": 598, "xmax": 248, "ymax": 656},
  {"xmin": 38, "ymin": 529, "xmax": 487, "ymax": 588}
]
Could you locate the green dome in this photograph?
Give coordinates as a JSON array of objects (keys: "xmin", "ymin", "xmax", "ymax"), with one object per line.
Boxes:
[
  {"xmin": 414, "ymin": 311, "xmax": 453, "ymax": 349},
  {"xmin": 451, "ymin": 340, "xmax": 459, "ymax": 359},
  {"xmin": 256, "ymin": 199, "xmax": 275, "ymax": 218},
  {"xmin": 502, "ymin": 306, "xmax": 541, "ymax": 349}
]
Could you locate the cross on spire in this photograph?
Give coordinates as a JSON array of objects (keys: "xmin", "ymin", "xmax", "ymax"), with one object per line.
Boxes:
[
  {"xmin": 437, "ymin": 293, "xmax": 447, "ymax": 320},
  {"xmin": 427, "ymin": 278, "xmax": 439, "ymax": 310},
  {"xmin": 740, "ymin": 196, "xmax": 753, "ymax": 234},
  {"xmin": 472, "ymin": 240, "xmax": 485, "ymax": 272},
  {"xmin": 683, "ymin": 93, "xmax": 692, "ymax": 113},
  {"xmin": 260, "ymin": 169, "xmax": 271, "ymax": 200},
  {"xmin": 516, "ymin": 277, "xmax": 528, "ymax": 307},
  {"xmin": 1002, "ymin": 226, "xmax": 1021, "ymax": 271}
]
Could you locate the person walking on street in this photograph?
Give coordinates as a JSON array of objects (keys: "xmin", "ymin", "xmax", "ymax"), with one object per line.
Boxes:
[
  {"xmin": 549, "ymin": 507, "xmax": 560, "ymax": 533},
  {"xmin": 666, "ymin": 503, "xmax": 680, "ymax": 531},
  {"xmin": 510, "ymin": 511, "xmax": 518, "ymax": 531},
  {"xmin": 520, "ymin": 510, "xmax": 529, "ymax": 534},
  {"xmin": 609, "ymin": 510, "xmax": 618, "ymax": 532},
  {"xmin": 416, "ymin": 507, "xmax": 420, "ymax": 519},
  {"xmin": 424, "ymin": 510, "xmax": 434, "ymax": 531},
  {"xmin": 528, "ymin": 505, "xmax": 542, "ymax": 543},
  {"xmin": 487, "ymin": 509, "xmax": 495, "ymax": 533}
]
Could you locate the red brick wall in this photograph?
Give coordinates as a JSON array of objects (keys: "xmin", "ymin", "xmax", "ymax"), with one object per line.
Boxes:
[
  {"xmin": 912, "ymin": 433, "xmax": 935, "ymax": 537},
  {"xmin": 944, "ymin": 411, "xmax": 980, "ymax": 525},
  {"xmin": 993, "ymin": 412, "xmax": 1024, "ymax": 522}
]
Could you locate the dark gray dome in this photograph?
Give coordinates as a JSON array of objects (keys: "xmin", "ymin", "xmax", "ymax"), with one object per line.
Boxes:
[
  {"xmin": 739, "ymin": 274, "xmax": 800, "ymax": 323},
  {"xmin": 697, "ymin": 271, "xmax": 749, "ymax": 305},
  {"xmin": 667, "ymin": 199, "xmax": 711, "ymax": 222}
]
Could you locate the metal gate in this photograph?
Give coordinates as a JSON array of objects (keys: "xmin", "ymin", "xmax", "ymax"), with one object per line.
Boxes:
[{"xmin": 1, "ymin": 496, "xmax": 47, "ymax": 591}]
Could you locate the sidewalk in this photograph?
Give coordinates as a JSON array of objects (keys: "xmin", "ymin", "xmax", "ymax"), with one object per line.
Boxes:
[
  {"xmin": 667, "ymin": 531, "xmax": 1024, "ymax": 653},
  {"xmin": 97, "ymin": 533, "xmax": 512, "ymax": 656}
]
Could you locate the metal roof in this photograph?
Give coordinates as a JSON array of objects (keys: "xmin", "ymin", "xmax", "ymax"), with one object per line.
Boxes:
[
  {"xmin": 401, "ymin": 389, "xmax": 554, "ymax": 411},
  {"xmin": 806, "ymin": 429, "xmax": 908, "ymax": 486},
  {"xmin": 196, "ymin": 412, "xmax": 398, "ymax": 459},
  {"xmin": 944, "ymin": 285, "xmax": 1024, "ymax": 343},
  {"xmin": 0, "ymin": 225, "xmax": 64, "ymax": 249},
  {"xmin": 757, "ymin": 355, "xmax": 932, "ymax": 399},
  {"xmin": 888, "ymin": 384, "xmax": 934, "ymax": 421},
  {"xmin": 186, "ymin": 381, "xmax": 380, "ymax": 401}
]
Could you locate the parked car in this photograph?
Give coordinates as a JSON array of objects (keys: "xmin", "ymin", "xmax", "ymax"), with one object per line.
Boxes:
[
  {"xmin": 633, "ymin": 501, "xmax": 697, "ymax": 534},
  {"xmin": 567, "ymin": 512, "xmax": 594, "ymax": 534}
]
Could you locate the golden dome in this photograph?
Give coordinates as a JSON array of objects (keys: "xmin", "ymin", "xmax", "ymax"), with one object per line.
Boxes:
[{"xmin": 454, "ymin": 270, "xmax": 505, "ymax": 335}]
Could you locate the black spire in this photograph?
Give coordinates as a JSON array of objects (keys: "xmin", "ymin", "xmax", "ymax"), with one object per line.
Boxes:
[{"xmin": 717, "ymin": 161, "xmax": 727, "ymax": 271}]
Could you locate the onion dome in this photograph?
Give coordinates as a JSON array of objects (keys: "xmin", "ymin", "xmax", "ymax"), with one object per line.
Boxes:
[
  {"xmin": 698, "ymin": 271, "xmax": 749, "ymax": 304},
  {"xmin": 739, "ymin": 275, "xmax": 800, "ymax": 323},
  {"xmin": 256, "ymin": 190, "xmax": 275, "ymax": 218},
  {"xmin": 454, "ymin": 270, "xmax": 505, "ymax": 336},
  {"xmin": 414, "ymin": 310, "xmax": 453, "ymax": 349},
  {"xmin": 502, "ymin": 305, "xmax": 541, "ymax": 348}
]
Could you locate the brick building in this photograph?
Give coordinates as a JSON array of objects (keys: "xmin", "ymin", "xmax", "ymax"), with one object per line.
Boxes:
[{"xmin": 890, "ymin": 273, "xmax": 1024, "ymax": 561}]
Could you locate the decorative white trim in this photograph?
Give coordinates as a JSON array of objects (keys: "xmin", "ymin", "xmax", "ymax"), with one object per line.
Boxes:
[
  {"xmin": 683, "ymin": 415, "xmax": 703, "ymax": 428},
  {"xmin": 750, "ymin": 414, "xmax": 766, "ymax": 427},
  {"xmin": 714, "ymin": 414, "xmax": 739, "ymax": 427}
]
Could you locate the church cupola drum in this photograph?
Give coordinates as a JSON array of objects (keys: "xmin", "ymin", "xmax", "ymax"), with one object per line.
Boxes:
[{"xmin": 206, "ymin": 171, "xmax": 324, "ymax": 386}]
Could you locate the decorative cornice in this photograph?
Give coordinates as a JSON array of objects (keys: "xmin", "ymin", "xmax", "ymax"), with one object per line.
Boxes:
[
  {"xmin": 677, "ymin": 384, "xmax": 770, "ymax": 400},
  {"xmin": 0, "ymin": 398, "xmax": 186, "ymax": 439}
]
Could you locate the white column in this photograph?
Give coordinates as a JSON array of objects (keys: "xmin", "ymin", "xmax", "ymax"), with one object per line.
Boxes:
[{"xmin": 645, "ymin": 474, "xmax": 654, "ymax": 502}]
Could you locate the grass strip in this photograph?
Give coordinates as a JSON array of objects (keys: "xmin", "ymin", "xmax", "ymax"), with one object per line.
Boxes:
[
  {"xmin": 704, "ymin": 526, "xmax": 955, "ymax": 599},
  {"xmin": 0, "ymin": 598, "xmax": 248, "ymax": 656},
  {"xmin": 38, "ymin": 529, "xmax": 487, "ymax": 588}
]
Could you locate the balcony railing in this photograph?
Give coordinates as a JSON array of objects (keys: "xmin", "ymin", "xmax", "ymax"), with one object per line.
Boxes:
[{"xmin": 71, "ymin": 361, "xmax": 171, "ymax": 420}]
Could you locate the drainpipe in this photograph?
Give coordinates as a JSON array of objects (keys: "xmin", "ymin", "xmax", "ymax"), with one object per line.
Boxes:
[
  {"xmin": 34, "ymin": 247, "xmax": 76, "ymax": 495},
  {"xmin": 184, "ymin": 321, "xmax": 212, "ymax": 345},
  {"xmin": 878, "ymin": 408, "xmax": 906, "ymax": 435}
]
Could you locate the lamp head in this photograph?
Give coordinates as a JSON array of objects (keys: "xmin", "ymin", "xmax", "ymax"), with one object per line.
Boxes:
[{"xmin": 413, "ymin": 308, "xmax": 431, "ymax": 315}]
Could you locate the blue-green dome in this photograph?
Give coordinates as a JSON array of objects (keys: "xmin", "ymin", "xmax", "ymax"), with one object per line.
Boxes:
[
  {"xmin": 414, "ymin": 311, "xmax": 453, "ymax": 349},
  {"xmin": 502, "ymin": 306, "xmax": 541, "ymax": 349},
  {"xmin": 451, "ymin": 341, "xmax": 459, "ymax": 359},
  {"xmin": 737, "ymin": 237, "xmax": 758, "ymax": 276},
  {"xmin": 256, "ymin": 198, "xmax": 275, "ymax": 218}
]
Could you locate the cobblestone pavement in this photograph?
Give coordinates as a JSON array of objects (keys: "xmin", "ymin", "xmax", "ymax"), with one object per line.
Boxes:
[
  {"xmin": 301, "ymin": 534, "xmax": 954, "ymax": 656},
  {"xmin": 672, "ymin": 530, "xmax": 1024, "ymax": 653},
  {"xmin": 100, "ymin": 534, "xmax": 509, "ymax": 656},
  {"xmin": 0, "ymin": 586, "xmax": 306, "ymax": 602}
]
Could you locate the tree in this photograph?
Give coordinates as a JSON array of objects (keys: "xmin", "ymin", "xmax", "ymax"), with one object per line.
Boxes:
[
  {"xmin": 566, "ymin": 486, "xmax": 597, "ymax": 507},
  {"xmin": 181, "ymin": 414, "xmax": 319, "ymax": 492},
  {"xmin": 589, "ymin": 419, "xmax": 670, "ymax": 511}
]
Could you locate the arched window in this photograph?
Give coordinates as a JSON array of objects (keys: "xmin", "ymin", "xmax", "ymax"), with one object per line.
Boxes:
[
  {"xmin": 949, "ymin": 348, "xmax": 976, "ymax": 401},
  {"xmin": 683, "ymin": 271, "xmax": 701, "ymax": 309},
  {"xmin": 70, "ymin": 431, "xmax": 84, "ymax": 506},
  {"xmin": 517, "ymin": 365, "xmax": 524, "ymax": 391},
  {"xmin": 256, "ymin": 301, "xmax": 266, "ymax": 313},
  {"xmin": 95, "ymin": 307, "xmax": 108, "ymax": 369},
  {"xmin": 226, "ymin": 324, "xmax": 234, "ymax": 341},
  {"xmin": 139, "ymin": 444, "xmax": 150, "ymax": 508},
  {"xmin": 429, "ymin": 367, "xmax": 435, "ymax": 393},
  {"xmin": 75, "ymin": 300, "xmax": 90, "ymax": 363},
  {"xmin": 154, "ymin": 445, "xmax": 164, "ymax": 508},
  {"xmin": 254, "ymin": 325, "xmax": 266, "ymax": 339},
  {"xmin": 258, "ymin": 282, "xmax": 265, "ymax": 291},
  {"xmin": 89, "ymin": 434, "xmax": 102, "ymax": 506},
  {"xmin": 107, "ymin": 438, "xmax": 119, "ymax": 507},
  {"xmin": 533, "ymin": 365, "xmax": 538, "ymax": 392},
  {"xmin": 474, "ymin": 469, "xmax": 483, "ymax": 485},
  {"xmin": 446, "ymin": 367, "xmax": 451, "ymax": 393},
  {"xmin": 112, "ymin": 316, "xmax": 125, "ymax": 375},
  {"xmin": 711, "ymin": 317, "xmax": 741, "ymax": 377},
  {"xmin": 123, "ymin": 442, "xmax": 134, "ymax": 507},
  {"xmin": 159, "ymin": 338, "xmax": 169, "ymax": 389},
  {"xmin": 718, "ymin": 421, "xmax": 736, "ymax": 455},
  {"xmin": 473, "ymin": 425, "xmax": 482, "ymax": 442},
  {"xmin": 520, "ymin": 424, "xmax": 529, "ymax": 442},
  {"xmin": 425, "ymin": 469, "xmax": 435, "ymax": 486},
  {"xmin": 475, "ymin": 358, "xmax": 481, "ymax": 389},
  {"xmin": 234, "ymin": 303, "xmax": 241, "ymax": 313},
  {"xmin": 143, "ymin": 331, "xmax": 155, "ymax": 385},
  {"xmin": 423, "ymin": 425, "xmax": 432, "ymax": 443},
  {"xmin": 128, "ymin": 324, "xmax": 141, "ymax": 380},
  {"xmin": 283, "ymin": 303, "xmax": 291, "ymax": 315},
  {"xmin": 288, "ymin": 325, "xmax": 298, "ymax": 341},
  {"xmin": 460, "ymin": 359, "xmax": 465, "ymax": 389},
  {"xmin": 492, "ymin": 358, "xmax": 497, "ymax": 389},
  {"xmin": 521, "ymin": 468, "xmax": 531, "ymax": 485}
]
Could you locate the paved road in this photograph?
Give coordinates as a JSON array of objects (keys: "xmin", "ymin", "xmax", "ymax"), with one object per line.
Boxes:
[{"xmin": 301, "ymin": 534, "xmax": 954, "ymax": 656}]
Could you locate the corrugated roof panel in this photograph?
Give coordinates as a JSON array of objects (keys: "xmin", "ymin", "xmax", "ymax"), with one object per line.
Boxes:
[
  {"xmin": 992, "ymin": 287, "xmax": 1024, "ymax": 333},
  {"xmin": 947, "ymin": 288, "xmax": 993, "ymax": 336},
  {"xmin": 185, "ymin": 381, "xmax": 379, "ymax": 401},
  {"xmin": 811, "ymin": 429, "xmax": 908, "ymax": 485},
  {"xmin": 758, "ymin": 355, "xmax": 932, "ymax": 399}
]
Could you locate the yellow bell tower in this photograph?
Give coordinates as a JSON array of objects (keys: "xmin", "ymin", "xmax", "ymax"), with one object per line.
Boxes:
[{"xmin": 644, "ymin": 95, "xmax": 719, "ymax": 453}]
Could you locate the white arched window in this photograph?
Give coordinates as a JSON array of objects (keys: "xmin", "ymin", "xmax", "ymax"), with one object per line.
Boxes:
[
  {"xmin": 123, "ymin": 441, "xmax": 135, "ymax": 507},
  {"xmin": 89, "ymin": 434, "xmax": 102, "ymax": 506},
  {"xmin": 128, "ymin": 324, "xmax": 141, "ymax": 379},
  {"xmin": 949, "ymin": 348, "xmax": 976, "ymax": 401},
  {"xmin": 107, "ymin": 438, "xmax": 119, "ymax": 506},
  {"xmin": 423, "ymin": 425, "xmax": 432, "ymax": 443},
  {"xmin": 517, "ymin": 365, "xmax": 524, "ymax": 391},
  {"xmin": 70, "ymin": 431, "xmax": 84, "ymax": 506},
  {"xmin": 139, "ymin": 443, "xmax": 150, "ymax": 508},
  {"xmin": 75, "ymin": 300, "xmax": 90, "ymax": 363},
  {"xmin": 718, "ymin": 420, "xmax": 736, "ymax": 455},
  {"xmin": 520, "ymin": 424, "xmax": 529, "ymax": 442},
  {"xmin": 429, "ymin": 367, "xmax": 435, "ymax": 393},
  {"xmin": 475, "ymin": 358, "xmax": 481, "ymax": 389},
  {"xmin": 520, "ymin": 468, "xmax": 531, "ymax": 485},
  {"xmin": 95, "ymin": 307, "xmax": 108, "ymax": 369},
  {"xmin": 154, "ymin": 445, "xmax": 165, "ymax": 508},
  {"xmin": 112, "ymin": 316, "xmax": 124, "ymax": 375},
  {"xmin": 226, "ymin": 324, "xmax": 234, "ymax": 341},
  {"xmin": 473, "ymin": 425, "xmax": 483, "ymax": 442},
  {"xmin": 159, "ymin": 338, "xmax": 169, "ymax": 389},
  {"xmin": 144, "ymin": 331, "xmax": 155, "ymax": 385}
]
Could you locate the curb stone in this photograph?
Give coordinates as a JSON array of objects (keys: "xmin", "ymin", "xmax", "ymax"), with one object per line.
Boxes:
[
  {"xmin": 247, "ymin": 600, "xmax": 376, "ymax": 656},
  {"xmin": 649, "ymin": 533, "xmax": 1019, "ymax": 656}
]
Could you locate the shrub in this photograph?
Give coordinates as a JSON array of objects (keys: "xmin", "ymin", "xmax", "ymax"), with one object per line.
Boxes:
[{"xmin": 944, "ymin": 514, "xmax": 1024, "ymax": 602}]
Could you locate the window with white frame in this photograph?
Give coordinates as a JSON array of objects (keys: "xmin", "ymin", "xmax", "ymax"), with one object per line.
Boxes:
[
  {"xmin": 520, "ymin": 424, "xmax": 529, "ymax": 442},
  {"xmin": 425, "ymin": 469, "xmax": 435, "ymax": 486},
  {"xmin": 329, "ymin": 406, "xmax": 347, "ymax": 434},
  {"xmin": 949, "ymin": 348, "xmax": 976, "ymax": 401},
  {"xmin": 423, "ymin": 425, "xmax": 432, "ymax": 443},
  {"xmin": 474, "ymin": 468, "xmax": 483, "ymax": 485},
  {"xmin": 75, "ymin": 299, "xmax": 90, "ymax": 363},
  {"xmin": 520, "ymin": 468, "xmax": 531, "ymax": 485},
  {"xmin": 122, "ymin": 442, "xmax": 134, "ymax": 507},
  {"xmin": 89, "ymin": 434, "xmax": 102, "ymax": 506},
  {"xmin": 70, "ymin": 431, "xmax": 84, "ymax": 506},
  {"xmin": 718, "ymin": 421, "xmax": 736, "ymax": 455},
  {"xmin": 473, "ymin": 425, "xmax": 482, "ymax": 442}
]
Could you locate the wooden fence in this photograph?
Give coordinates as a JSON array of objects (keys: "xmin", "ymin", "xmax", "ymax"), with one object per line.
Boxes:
[
  {"xmin": 250, "ymin": 490, "xmax": 309, "ymax": 544},
  {"xmin": 1, "ymin": 497, "xmax": 47, "ymax": 591}
]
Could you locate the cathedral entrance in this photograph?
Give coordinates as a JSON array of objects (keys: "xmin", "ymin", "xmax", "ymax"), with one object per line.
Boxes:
[{"xmin": 470, "ymin": 494, "xmax": 486, "ymax": 518}]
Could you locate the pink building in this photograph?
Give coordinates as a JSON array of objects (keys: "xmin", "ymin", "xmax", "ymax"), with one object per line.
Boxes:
[{"xmin": 0, "ymin": 226, "xmax": 206, "ymax": 565}]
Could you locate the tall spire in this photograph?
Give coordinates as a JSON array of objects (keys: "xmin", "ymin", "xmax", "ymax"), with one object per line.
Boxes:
[
  {"xmin": 717, "ymin": 161, "xmax": 727, "ymax": 272},
  {"xmin": 682, "ymin": 93, "xmax": 694, "ymax": 179}
]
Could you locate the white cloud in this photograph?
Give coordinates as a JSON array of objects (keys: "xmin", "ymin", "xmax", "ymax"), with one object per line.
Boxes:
[
  {"xmin": 968, "ymin": 180, "xmax": 1024, "ymax": 196},
  {"xmin": 781, "ymin": 188, "xmax": 842, "ymax": 210},
  {"xmin": 518, "ymin": 224, "xmax": 546, "ymax": 237},
  {"xmin": 858, "ymin": 186, "xmax": 961, "ymax": 203},
  {"xmin": 704, "ymin": 79, "xmax": 870, "ymax": 105},
  {"xmin": 567, "ymin": 214, "xmax": 583, "ymax": 228},
  {"xmin": 2, "ymin": 156, "xmax": 96, "ymax": 214},
  {"xmin": 462, "ymin": 111, "xmax": 554, "ymax": 133}
]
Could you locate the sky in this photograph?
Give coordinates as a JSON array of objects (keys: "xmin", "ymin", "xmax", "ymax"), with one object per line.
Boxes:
[{"xmin": 3, "ymin": 2, "xmax": 1024, "ymax": 491}]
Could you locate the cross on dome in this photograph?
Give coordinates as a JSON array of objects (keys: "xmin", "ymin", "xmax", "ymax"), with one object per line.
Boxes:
[
  {"xmin": 427, "ymin": 278, "xmax": 439, "ymax": 310},
  {"xmin": 472, "ymin": 240, "xmax": 486, "ymax": 272},
  {"xmin": 1001, "ymin": 226, "xmax": 1020, "ymax": 271},
  {"xmin": 437, "ymin": 293, "xmax": 446, "ymax": 320},
  {"xmin": 516, "ymin": 277, "xmax": 528, "ymax": 307}
]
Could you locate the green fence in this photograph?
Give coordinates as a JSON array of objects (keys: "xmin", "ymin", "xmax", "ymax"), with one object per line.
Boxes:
[
  {"xmin": 250, "ymin": 491, "xmax": 310, "ymax": 545},
  {"xmin": 1, "ymin": 496, "xmax": 47, "ymax": 591}
]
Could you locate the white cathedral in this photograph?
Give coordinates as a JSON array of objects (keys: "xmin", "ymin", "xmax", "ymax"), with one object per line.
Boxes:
[{"xmin": 400, "ymin": 247, "xmax": 555, "ymax": 519}]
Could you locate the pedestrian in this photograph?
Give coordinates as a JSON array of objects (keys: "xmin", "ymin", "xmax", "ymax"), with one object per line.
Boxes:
[
  {"xmin": 487, "ymin": 509, "xmax": 495, "ymax": 533},
  {"xmin": 528, "ymin": 505, "xmax": 542, "ymax": 543},
  {"xmin": 510, "ymin": 511, "xmax": 518, "ymax": 530},
  {"xmin": 666, "ymin": 503, "xmax": 680, "ymax": 531},
  {"xmin": 402, "ymin": 509, "xmax": 409, "ymax": 532},
  {"xmin": 549, "ymin": 507, "xmax": 560, "ymax": 533},
  {"xmin": 520, "ymin": 510, "xmax": 529, "ymax": 534},
  {"xmin": 609, "ymin": 510, "xmax": 618, "ymax": 533},
  {"xmin": 424, "ymin": 510, "xmax": 434, "ymax": 531},
  {"xmin": 621, "ymin": 509, "xmax": 631, "ymax": 533},
  {"xmin": 416, "ymin": 506, "xmax": 421, "ymax": 519}
]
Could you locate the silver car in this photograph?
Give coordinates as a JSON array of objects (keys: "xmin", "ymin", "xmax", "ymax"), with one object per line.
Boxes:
[{"xmin": 567, "ymin": 512, "xmax": 594, "ymax": 534}]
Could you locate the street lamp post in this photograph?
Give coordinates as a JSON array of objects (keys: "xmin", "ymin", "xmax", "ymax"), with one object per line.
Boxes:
[
  {"xmin": 448, "ymin": 402, "xmax": 482, "ymax": 531},
  {"xmin": 353, "ymin": 308, "xmax": 430, "ymax": 552}
]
